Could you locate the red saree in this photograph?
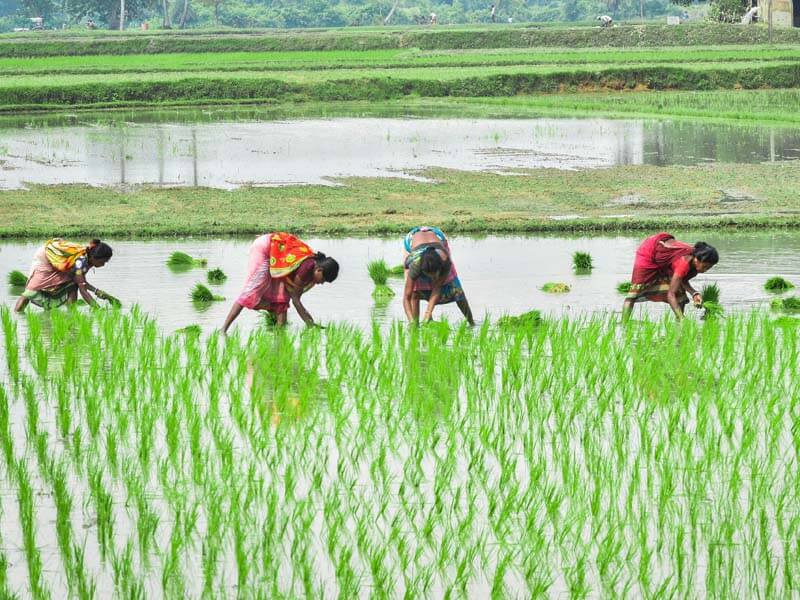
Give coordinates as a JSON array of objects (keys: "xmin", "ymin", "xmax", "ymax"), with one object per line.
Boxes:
[{"xmin": 626, "ymin": 233, "xmax": 695, "ymax": 304}]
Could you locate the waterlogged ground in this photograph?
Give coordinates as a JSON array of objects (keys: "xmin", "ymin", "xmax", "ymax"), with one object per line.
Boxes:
[
  {"xmin": 2, "ymin": 116, "xmax": 800, "ymax": 189},
  {"xmin": 0, "ymin": 306, "xmax": 798, "ymax": 598},
  {"xmin": 2, "ymin": 231, "xmax": 800, "ymax": 333}
]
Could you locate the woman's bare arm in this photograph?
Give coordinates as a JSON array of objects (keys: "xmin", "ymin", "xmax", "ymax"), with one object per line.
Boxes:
[{"xmin": 666, "ymin": 273, "xmax": 687, "ymax": 319}]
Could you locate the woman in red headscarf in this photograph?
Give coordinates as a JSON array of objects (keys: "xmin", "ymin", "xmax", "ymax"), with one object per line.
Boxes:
[{"xmin": 622, "ymin": 233, "xmax": 719, "ymax": 321}]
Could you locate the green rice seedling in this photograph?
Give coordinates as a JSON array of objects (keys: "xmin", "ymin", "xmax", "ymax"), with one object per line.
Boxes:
[
  {"xmin": 176, "ymin": 324, "xmax": 202, "ymax": 336},
  {"xmin": 572, "ymin": 251, "xmax": 593, "ymax": 273},
  {"xmin": 541, "ymin": 282, "xmax": 570, "ymax": 293},
  {"xmin": 7, "ymin": 270, "xmax": 27, "ymax": 287},
  {"xmin": 190, "ymin": 283, "xmax": 224, "ymax": 303},
  {"xmin": 616, "ymin": 281, "xmax": 632, "ymax": 294},
  {"xmin": 207, "ymin": 268, "xmax": 227, "ymax": 284},
  {"xmin": 167, "ymin": 251, "xmax": 207, "ymax": 270},
  {"xmin": 388, "ymin": 264, "xmax": 405, "ymax": 277},
  {"xmin": 764, "ymin": 276, "xmax": 794, "ymax": 292}
]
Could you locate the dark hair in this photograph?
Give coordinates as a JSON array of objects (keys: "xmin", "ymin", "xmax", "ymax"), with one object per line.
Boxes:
[
  {"xmin": 420, "ymin": 246, "xmax": 451, "ymax": 278},
  {"xmin": 692, "ymin": 242, "xmax": 718, "ymax": 265},
  {"xmin": 88, "ymin": 238, "xmax": 113, "ymax": 261},
  {"xmin": 313, "ymin": 252, "xmax": 339, "ymax": 283}
]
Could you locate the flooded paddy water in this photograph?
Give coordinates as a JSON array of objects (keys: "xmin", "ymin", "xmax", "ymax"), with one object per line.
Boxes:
[
  {"xmin": 2, "ymin": 231, "xmax": 799, "ymax": 333},
  {"xmin": 1, "ymin": 114, "xmax": 800, "ymax": 188}
]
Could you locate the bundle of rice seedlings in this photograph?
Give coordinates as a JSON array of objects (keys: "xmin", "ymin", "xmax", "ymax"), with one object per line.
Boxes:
[
  {"xmin": 771, "ymin": 296, "xmax": 800, "ymax": 312},
  {"xmin": 542, "ymin": 282, "xmax": 570, "ymax": 293},
  {"xmin": 207, "ymin": 268, "xmax": 227, "ymax": 284},
  {"xmin": 700, "ymin": 283, "xmax": 720, "ymax": 304},
  {"xmin": 8, "ymin": 270, "xmax": 27, "ymax": 287},
  {"xmin": 498, "ymin": 310, "xmax": 542, "ymax": 328},
  {"xmin": 167, "ymin": 252, "xmax": 207, "ymax": 269},
  {"xmin": 368, "ymin": 259, "xmax": 395, "ymax": 297},
  {"xmin": 388, "ymin": 264, "xmax": 405, "ymax": 277},
  {"xmin": 190, "ymin": 283, "xmax": 224, "ymax": 302},
  {"xmin": 616, "ymin": 282, "xmax": 632, "ymax": 294},
  {"xmin": 701, "ymin": 301, "xmax": 724, "ymax": 320},
  {"xmin": 572, "ymin": 252, "xmax": 593, "ymax": 273},
  {"xmin": 764, "ymin": 277, "xmax": 794, "ymax": 293},
  {"xmin": 367, "ymin": 260, "xmax": 390, "ymax": 286},
  {"xmin": 176, "ymin": 324, "xmax": 202, "ymax": 336}
]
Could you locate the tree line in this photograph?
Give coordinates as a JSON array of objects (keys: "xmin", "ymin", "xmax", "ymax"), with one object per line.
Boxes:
[{"xmin": 1, "ymin": 0, "xmax": 695, "ymax": 33}]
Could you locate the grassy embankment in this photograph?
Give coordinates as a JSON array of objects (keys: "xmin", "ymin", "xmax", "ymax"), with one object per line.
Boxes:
[
  {"xmin": 2, "ymin": 25, "xmax": 800, "ymax": 110},
  {"xmin": 0, "ymin": 52, "xmax": 799, "ymax": 110},
  {"xmin": 1, "ymin": 162, "xmax": 798, "ymax": 237}
]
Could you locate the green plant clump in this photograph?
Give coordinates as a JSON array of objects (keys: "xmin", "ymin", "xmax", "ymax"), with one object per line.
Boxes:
[
  {"xmin": 388, "ymin": 264, "xmax": 405, "ymax": 277},
  {"xmin": 372, "ymin": 285, "xmax": 395, "ymax": 299},
  {"xmin": 207, "ymin": 268, "xmax": 228, "ymax": 284},
  {"xmin": 764, "ymin": 277, "xmax": 794, "ymax": 292},
  {"xmin": 616, "ymin": 281, "xmax": 632, "ymax": 294},
  {"xmin": 168, "ymin": 252, "xmax": 207, "ymax": 268},
  {"xmin": 572, "ymin": 251, "xmax": 593, "ymax": 272},
  {"xmin": 771, "ymin": 296, "xmax": 800, "ymax": 312},
  {"xmin": 7, "ymin": 270, "xmax": 27, "ymax": 287},
  {"xmin": 542, "ymin": 282, "xmax": 570, "ymax": 293},
  {"xmin": 367, "ymin": 259, "xmax": 391, "ymax": 286},
  {"xmin": 190, "ymin": 283, "xmax": 224, "ymax": 302},
  {"xmin": 700, "ymin": 283, "xmax": 720, "ymax": 304},
  {"xmin": 497, "ymin": 310, "xmax": 542, "ymax": 328}
]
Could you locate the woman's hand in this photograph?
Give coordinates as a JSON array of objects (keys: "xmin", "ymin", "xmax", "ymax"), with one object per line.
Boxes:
[{"xmin": 692, "ymin": 292, "xmax": 703, "ymax": 307}]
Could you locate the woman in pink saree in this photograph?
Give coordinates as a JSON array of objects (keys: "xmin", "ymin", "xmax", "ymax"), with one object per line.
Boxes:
[{"xmin": 222, "ymin": 232, "xmax": 339, "ymax": 333}]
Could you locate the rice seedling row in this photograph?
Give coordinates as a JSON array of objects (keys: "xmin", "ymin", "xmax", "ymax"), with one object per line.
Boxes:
[{"xmin": 0, "ymin": 305, "xmax": 797, "ymax": 597}]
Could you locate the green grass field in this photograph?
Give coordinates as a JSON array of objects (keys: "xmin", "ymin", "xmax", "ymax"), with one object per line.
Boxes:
[{"xmin": 1, "ymin": 162, "xmax": 798, "ymax": 237}]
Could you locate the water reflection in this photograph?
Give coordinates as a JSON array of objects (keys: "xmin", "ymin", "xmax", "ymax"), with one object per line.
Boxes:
[{"xmin": 1, "ymin": 117, "xmax": 799, "ymax": 189}]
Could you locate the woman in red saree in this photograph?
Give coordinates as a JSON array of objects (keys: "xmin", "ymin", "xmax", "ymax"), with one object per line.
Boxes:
[
  {"xmin": 222, "ymin": 232, "xmax": 339, "ymax": 333},
  {"xmin": 622, "ymin": 233, "xmax": 718, "ymax": 321}
]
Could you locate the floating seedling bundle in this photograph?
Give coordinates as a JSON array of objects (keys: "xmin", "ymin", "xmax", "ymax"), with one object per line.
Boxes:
[
  {"xmin": 167, "ymin": 251, "xmax": 207, "ymax": 270},
  {"xmin": 190, "ymin": 283, "xmax": 224, "ymax": 302},
  {"xmin": 572, "ymin": 251, "xmax": 593, "ymax": 273},
  {"xmin": 0, "ymin": 307, "xmax": 798, "ymax": 597},
  {"xmin": 542, "ymin": 282, "xmax": 570, "ymax": 293},
  {"xmin": 764, "ymin": 276, "xmax": 794, "ymax": 292},
  {"xmin": 207, "ymin": 268, "xmax": 227, "ymax": 284}
]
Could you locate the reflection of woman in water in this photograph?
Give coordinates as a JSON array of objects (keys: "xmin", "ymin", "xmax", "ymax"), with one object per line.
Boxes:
[
  {"xmin": 402, "ymin": 226, "xmax": 474, "ymax": 325},
  {"xmin": 222, "ymin": 232, "xmax": 339, "ymax": 333},
  {"xmin": 15, "ymin": 238, "xmax": 115, "ymax": 311},
  {"xmin": 622, "ymin": 233, "xmax": 719, "ymax": 321}
]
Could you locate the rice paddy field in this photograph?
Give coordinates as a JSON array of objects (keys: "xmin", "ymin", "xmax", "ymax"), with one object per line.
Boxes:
[
  {"xmin": 1, "ymin": 300, "xmax": 799, "ymax": 597},
  {"xmin": 2, "ymin": 19, "xmax": 800, "ymax": 598}
]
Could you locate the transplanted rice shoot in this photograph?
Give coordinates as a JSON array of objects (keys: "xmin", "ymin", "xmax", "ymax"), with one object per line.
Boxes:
[
  {"xmin": 616, "ymin": 281, "xmax": 632, "ymax": 294},
  {"xmin": 7, "ymin": 270, "xmax": 27, "ymax": 287},
  {"xmin": 572, "ymin": 251, "xmax": 593, "ymax": 272},
  {"xmin": 368, "ymin": 259, "xmax": 395, "ymax": 297},
  {"xmin": 1, "ymin": 306, "xmax": 798, "ymax": 597},
  {"xmin": 207, "ymin": 268, "xmax": 227, "ymax": 284},
  {"xmin": 542, "ymin": 282, "xmax": 570, "ymax": 293},
  {"xmin": 190, "ymin": 283, "xmax": 224, "ymax": 302},
  {"xmin": 167, "ymin": 251, "xmax": 207, "ymax": 269},
  {"xmin": 764, "ymin": 276, "xmax": 794, "ymax": 292}
]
